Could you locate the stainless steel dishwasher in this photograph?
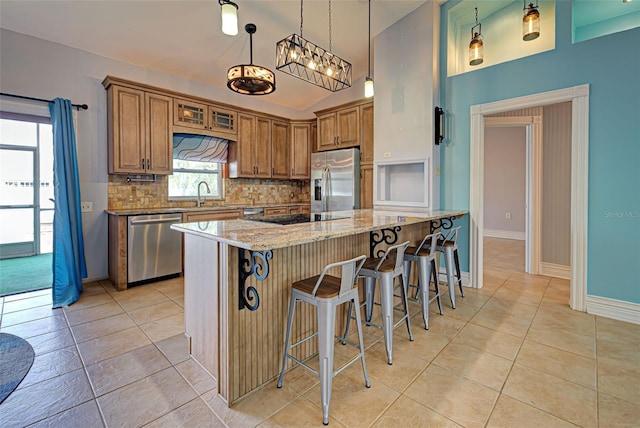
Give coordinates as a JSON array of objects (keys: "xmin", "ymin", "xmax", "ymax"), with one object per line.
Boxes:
[{"xmin": 127, "ymin": 213, "xmax": 183, "ymax": 284}]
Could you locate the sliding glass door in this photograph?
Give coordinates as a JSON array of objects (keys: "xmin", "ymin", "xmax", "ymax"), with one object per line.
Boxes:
[{"xmin": 0, "ymin": 115, "xmax": 53, "ymax": 258}]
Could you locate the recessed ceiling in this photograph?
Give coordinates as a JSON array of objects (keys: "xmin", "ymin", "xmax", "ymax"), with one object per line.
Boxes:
[{"xmin": 0, "ymin": 0, "xmax": 428, "ymax": 111}]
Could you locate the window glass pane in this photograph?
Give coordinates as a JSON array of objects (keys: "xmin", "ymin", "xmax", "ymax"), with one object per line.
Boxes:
[
  {"xmin": 168, "ymin": 158, "xmax": 222, "ymax": 198},
  {"xmin": 0, "ymin": 208, "xmax": 34, "ymax": 244},
  {"xmin": 174, "ymin": 159, "xmax": 220, "ymax": 171},
  {"xmin": 0, "ymin": 118, "xmax": 38, "ymax": 147},
  {"xmin": 39, "ymin": 124, "xmax": 54, "ymax": 209},
  {"xmin": 0, "ymin": 149, "xmax": 34, "ymax": 205}
]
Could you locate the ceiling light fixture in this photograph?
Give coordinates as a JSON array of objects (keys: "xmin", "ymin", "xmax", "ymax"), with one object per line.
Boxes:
[
  {"xmin": 276, "ymin": 0, "xmax": 352, "ymax": 92},
  {"xmin": 364, "ymin": 0, "xmax": 374, "ymax": 98},
  {"xmin": 469, "ymin": 7, "xmax": 484, "ymax": 66},
  {"xmin": 227, "ymin": 24, "xmax": 276, "ymax": 95},
  {"xmin": 219, "ymin": 0, "xmax": 239, "ymax": 36},
  {"xmin": 522, "ymin": 1, "xmax": 540, "ymax": 41}
]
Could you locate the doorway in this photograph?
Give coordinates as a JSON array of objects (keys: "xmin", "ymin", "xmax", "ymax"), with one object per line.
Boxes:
[
  {"xmin": 0, "ymin": 112, "xmax": 54, "ymax": 296},
  {"xmin": 469, "ymin": 85, "xmax": 590, "ymax": 311}
]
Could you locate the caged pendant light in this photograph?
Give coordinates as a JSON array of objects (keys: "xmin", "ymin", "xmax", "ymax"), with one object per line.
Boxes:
[
  {"xmin": 522, "ymin": 1, "xmax": 540, "ymax": 41},
  {"xmin": 276, "ymin": 0, "xmax": 352, "ymax": 92},
  {"xmin": 364, "ymin": 0, "xmax": 374, "ymax": 98},
  {"xmin": 469, "ymin": 7, "xmax": 484, "ymax": 66},
  {"xmin": 227, "ymin": 24, "xmax": 276, "ymax": 95}
]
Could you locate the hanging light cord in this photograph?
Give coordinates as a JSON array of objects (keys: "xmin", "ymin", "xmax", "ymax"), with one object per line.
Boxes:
[
  {"xmin": 368, "ymin": 0, "xmax": 371, "ymax": 78},
  {"xmin": 300, "ymin": 0, "xmax": 304, "ymax": 38},
  {"xmin": 475, "ymin": 7, "xmax": 479, "ymax": 25},
  {"xmin": 328, "ymin": 0, "xmax": 332, "ymax": 53}
]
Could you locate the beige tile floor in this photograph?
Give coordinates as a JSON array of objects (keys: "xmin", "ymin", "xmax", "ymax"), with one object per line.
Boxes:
[{"xmin": 1, "ymin": 237, "xmax": 639, "ymax": 427}]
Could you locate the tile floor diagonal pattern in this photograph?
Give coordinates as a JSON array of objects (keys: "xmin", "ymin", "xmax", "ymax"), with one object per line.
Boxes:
[{"xmin": 0, "ymin": 237, "xmax": 639, "ymax": 427}]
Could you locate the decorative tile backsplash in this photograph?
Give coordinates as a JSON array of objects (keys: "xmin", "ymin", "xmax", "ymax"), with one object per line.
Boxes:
[{"xmin": 108, "ymin": 175, "xmax": 310, "ymax": 210}]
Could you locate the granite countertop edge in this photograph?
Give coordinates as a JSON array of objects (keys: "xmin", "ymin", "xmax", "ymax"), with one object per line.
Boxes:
[{"xmin": 171, "ymin": 209, "xmax": 468, "ymax": 251}]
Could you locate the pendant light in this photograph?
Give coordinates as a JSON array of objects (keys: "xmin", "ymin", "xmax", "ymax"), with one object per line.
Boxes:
[
  {"xmin": 276, "ymin": 0, "xmax": 352, "ymax": 92},
  {"xmin": 364, "ymin": 0, "xmax": 374, "ymax": 98},
  {"xmin": 219, "ymin": 0, "xmax": 239, "ymax": 36},
  {"xmin": 227, "ymin": 24, "xmax": 276, "ymax": 95},
  {"xmin": 522, "ymin": 1, "xmax": 540, "ymax": 41},
  {"xmin": 469, "ymin": 7, "xmax": 484, "ymax": 66}
]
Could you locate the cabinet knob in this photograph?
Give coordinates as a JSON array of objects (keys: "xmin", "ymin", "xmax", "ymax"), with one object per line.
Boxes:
[
  {"xmin": 141, "ymin": 159, "xmax": 145, "ymax": 170},
  {"xmin": 147, "ymin": 159, "xmax": 150, "ymax": 170}
]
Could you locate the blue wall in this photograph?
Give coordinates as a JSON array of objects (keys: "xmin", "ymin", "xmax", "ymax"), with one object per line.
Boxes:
[{"xmin": 439, "ymin": 1, "xmax": 640, "ymax": 304}]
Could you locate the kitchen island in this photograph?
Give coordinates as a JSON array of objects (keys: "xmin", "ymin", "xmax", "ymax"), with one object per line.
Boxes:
[{"xmin": 171, "ymin": 208, "xmax": 467, "ymax": 405}]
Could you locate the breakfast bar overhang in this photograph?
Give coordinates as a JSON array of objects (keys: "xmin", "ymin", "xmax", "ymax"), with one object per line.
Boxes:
[{"xmin": 171, "ymin": 208, "xmax": 467, "ymax": 405}]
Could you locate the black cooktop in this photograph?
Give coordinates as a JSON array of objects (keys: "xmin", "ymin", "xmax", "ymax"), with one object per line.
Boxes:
[{"xmin": 247, "ymin": 213, "xmax": 349, "ymax": 225}]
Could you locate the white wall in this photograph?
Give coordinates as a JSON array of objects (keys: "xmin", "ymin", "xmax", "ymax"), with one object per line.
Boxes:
[
  {"xmin": 373, "ymin": 0, "xmax": 440, "ymax": 210},
  {"xmin": 0, "ymin": 29, "xmax": 307, "ymax": 281},
  {"xmin": 483, "ymin": 127, "xmax": 526, "ymax": 236}
]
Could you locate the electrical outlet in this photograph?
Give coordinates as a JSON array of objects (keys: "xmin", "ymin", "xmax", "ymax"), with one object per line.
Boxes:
[
  {"xmin": 505, "ymin": 212, "xmax": 512, "ymax": 219},
  {"xmin": 81, "ymin": 202, "xmax": 93, "ymax": 212},
  {"xmin": 383, "ymin": 152, "xmax": 392, "ymax": 158}
]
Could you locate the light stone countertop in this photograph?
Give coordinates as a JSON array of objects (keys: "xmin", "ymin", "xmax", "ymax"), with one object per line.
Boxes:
[{"xmin": 171, "ymin": 208, "xmax": 468, "ymax": 251}]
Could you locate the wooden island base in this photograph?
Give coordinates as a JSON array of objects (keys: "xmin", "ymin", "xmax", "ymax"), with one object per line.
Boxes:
[{"xmin": 174, "ymin": 209, "xmax": 466, "ymax": 405}]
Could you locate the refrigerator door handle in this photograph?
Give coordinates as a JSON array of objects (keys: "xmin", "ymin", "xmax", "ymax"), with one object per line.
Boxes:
[
  {"xmin": 321, "ymin": 167, "xmax": 327, "ymax": 212},
  {"xmin": 326, "ymin": 167, "xmax": 332, "ymax": 212}
]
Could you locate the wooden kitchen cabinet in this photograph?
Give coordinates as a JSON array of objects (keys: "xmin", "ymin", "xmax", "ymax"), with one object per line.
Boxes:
[
  {"xmin": 105, "ymin": 84, "xmax": 173, "ymax": 175},
  {"xmin": 265, "ymin": 205, "xmax": 310, "ymax": 216},
  {"xmin": 229, "ymin": 114, "xmax": 289, "ymax": 179},
  {"xmin": 228, "ymin": 113, "xmax": 271, "ymax": 178},
  {"xmin": 360, "ymin": 102, "xmax": 374, "ymax": 165},
  {"xmin": 271, "ymin": 120, "xmax": 290, "ymax": 179},
  {"xmin": 182, "ymin": 209, "xmax": 242, "ymax": 222},
  {"xmin": 316, "ymin": 106, "xmax": 359, "ymax": 151},
  {"xmin": 360, "ymin": 164, "xmax": 373, "ymax": 209},
  {"xmin": 173, "ymin": 98, "xmax": 237, "ymax": 137},
  {"xmin": 290, "ymin": 121, "xmax": 312, "ymax": 179}
]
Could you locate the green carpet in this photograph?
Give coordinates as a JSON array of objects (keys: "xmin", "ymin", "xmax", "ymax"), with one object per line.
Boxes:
[{"xmin": 0, "ymin": 254, "xmax": 52, "ymax": 297}]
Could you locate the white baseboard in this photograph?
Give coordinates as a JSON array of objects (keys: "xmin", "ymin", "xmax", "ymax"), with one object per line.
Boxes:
[
  {"xmin": 586, "ymin": 295, "xmax": 640, "ymax": 325},
  {"xmin": 438, "ymin": 270, "xmax": 472, "ymax": 287},
  {"xmin": 484, "ymin": 229, "xmax": 525, "ymax": 240},
  {"xmin": 539, "ymin": 262, "xmax": 571, "ymax": 280}
]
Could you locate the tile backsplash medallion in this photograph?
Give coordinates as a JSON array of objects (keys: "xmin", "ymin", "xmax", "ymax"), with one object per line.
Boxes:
[{"xmin": 108, "ymin": 175, "xmax": 310, "ymax": 210}]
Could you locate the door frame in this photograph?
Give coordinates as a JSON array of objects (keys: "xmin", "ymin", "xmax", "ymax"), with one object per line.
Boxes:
[
  {"xmin": 470, "ymin": 84, "xmax": 589, "ymax": 311},
  {"xmin": 484, "ymin": 116, "xmax": 542, "ymax": 275}
]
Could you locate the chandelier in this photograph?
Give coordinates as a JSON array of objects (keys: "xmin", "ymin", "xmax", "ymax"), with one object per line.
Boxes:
[
  {"xmin": 275, "ymin": 0, "xmax": 352, "ymax": 92},
  {"xmin": 469, "ymin": 7, "xmax": 484, "ymax": 66},
  {"xmin": 522, "ymin": 1, "xmax": 540, "ymax": 41},
  {"xmin": 227, "ymin": 24, "xmax": 276, "ymax": 95}
]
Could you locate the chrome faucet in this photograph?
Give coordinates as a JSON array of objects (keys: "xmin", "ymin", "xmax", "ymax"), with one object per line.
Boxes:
[{"xmin": 197, "ymin": 181, "xmax": 210, "ymax": 207}]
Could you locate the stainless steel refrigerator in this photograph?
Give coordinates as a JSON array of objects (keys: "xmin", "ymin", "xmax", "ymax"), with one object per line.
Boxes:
[{"xmin": 311, "ymin": 148, "xmax": 360, "ymax": 213}]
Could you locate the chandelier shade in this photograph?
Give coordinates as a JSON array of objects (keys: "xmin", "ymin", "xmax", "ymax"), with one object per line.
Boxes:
[
  {"xmin": 522, "ymin": 2, "xmax": 540, "ymax": 41},
  {"xmin": 227, "ymin": 24, "xmax": 276, "ymax": 95},
  {"xmin": 276, "ymin": 34, "xmax": 352, "ymax": 92},
  {"xmin": 219, "ymin": 0, "xmax": 238, "ymax": 36}
]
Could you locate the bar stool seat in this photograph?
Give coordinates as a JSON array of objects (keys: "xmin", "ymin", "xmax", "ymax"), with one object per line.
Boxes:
[
  {"xmin": 344, "ymin": 241, "xmax": 413, "ymax": 365},
  {"xmin": 277, "ymin": 255, "xmax": 369, "ymax": 426},
  {"xmin": 403, "ymin": 233, "xmax": 443, "ymax": 330},
  {"xmin": 424, "ymin": 226, "xmax": 464, "ymax": 309}
]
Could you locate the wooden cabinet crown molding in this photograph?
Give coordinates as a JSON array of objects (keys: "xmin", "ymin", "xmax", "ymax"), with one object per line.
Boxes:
[{"xmin": 103, "ymin": 76, "xmax": 292, "ymax": 123}]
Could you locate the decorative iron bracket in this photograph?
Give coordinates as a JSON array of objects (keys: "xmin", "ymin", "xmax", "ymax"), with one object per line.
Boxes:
[
  {"xmin": 430, "ymin": 217, "xmax": 455, "ymax": 234},
  {"xmin": 238, "ymin": 248, "xmax": 273, "ymax": 311},
  {"xmin": 370, "ymin": 227, "xmax": 402, "ymax": 258}
]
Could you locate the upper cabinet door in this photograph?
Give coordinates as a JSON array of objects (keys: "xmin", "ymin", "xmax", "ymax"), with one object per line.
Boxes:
[
  {"xmin": 317, "ymin": 113, "xmax": 337, "ymax": 151},
  {"xmin": 109, "ymin": 86, "xmax": 146, "ymax": 174},
  {"xmin": 360, "ymin": 103, "xmax": 374, "ymax": 165},
  {"xmin": 233, "ymin": 113, "xmax": 257, "ymax": 178},
  {"xmin": 290, "ymin": 123, "xmax": 311, "ymax": 179},
  {"xmin": 208, "ymin": 107, "xmax": 237, "ymax": 135},
  {"xmin": 173, "ymin": 98, "xmax": 208, "ymax": 131},
  {"xmin": 255, "ymin": 117, "xmax": 272, "ymax": 178},
  {"xmin": 146, "ymin": 92, "xmax": 173, "ymax": 175},
  {"xmin": 271, "ymin": 120, "xmax": 290, "ymax": 179},
  {"xmin": 337, "ymin": 106, "xmax": 359, "ymax": 147}
]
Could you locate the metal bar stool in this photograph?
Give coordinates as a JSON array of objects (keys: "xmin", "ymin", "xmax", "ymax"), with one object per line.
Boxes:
[
  {"xmin": 277, "ymin": 255, "xmax": 369, "ymax": 426},
  {"xmin": 344, "ymin": 241, "xmax": 413, "ymax": 365},
  {"xmin": 403, "ymin": 232, "xmax": 443, "ymax": 330},
  {"xmin": 424, "ymin": 226, "xmax": 464, "ymax": 309}
]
